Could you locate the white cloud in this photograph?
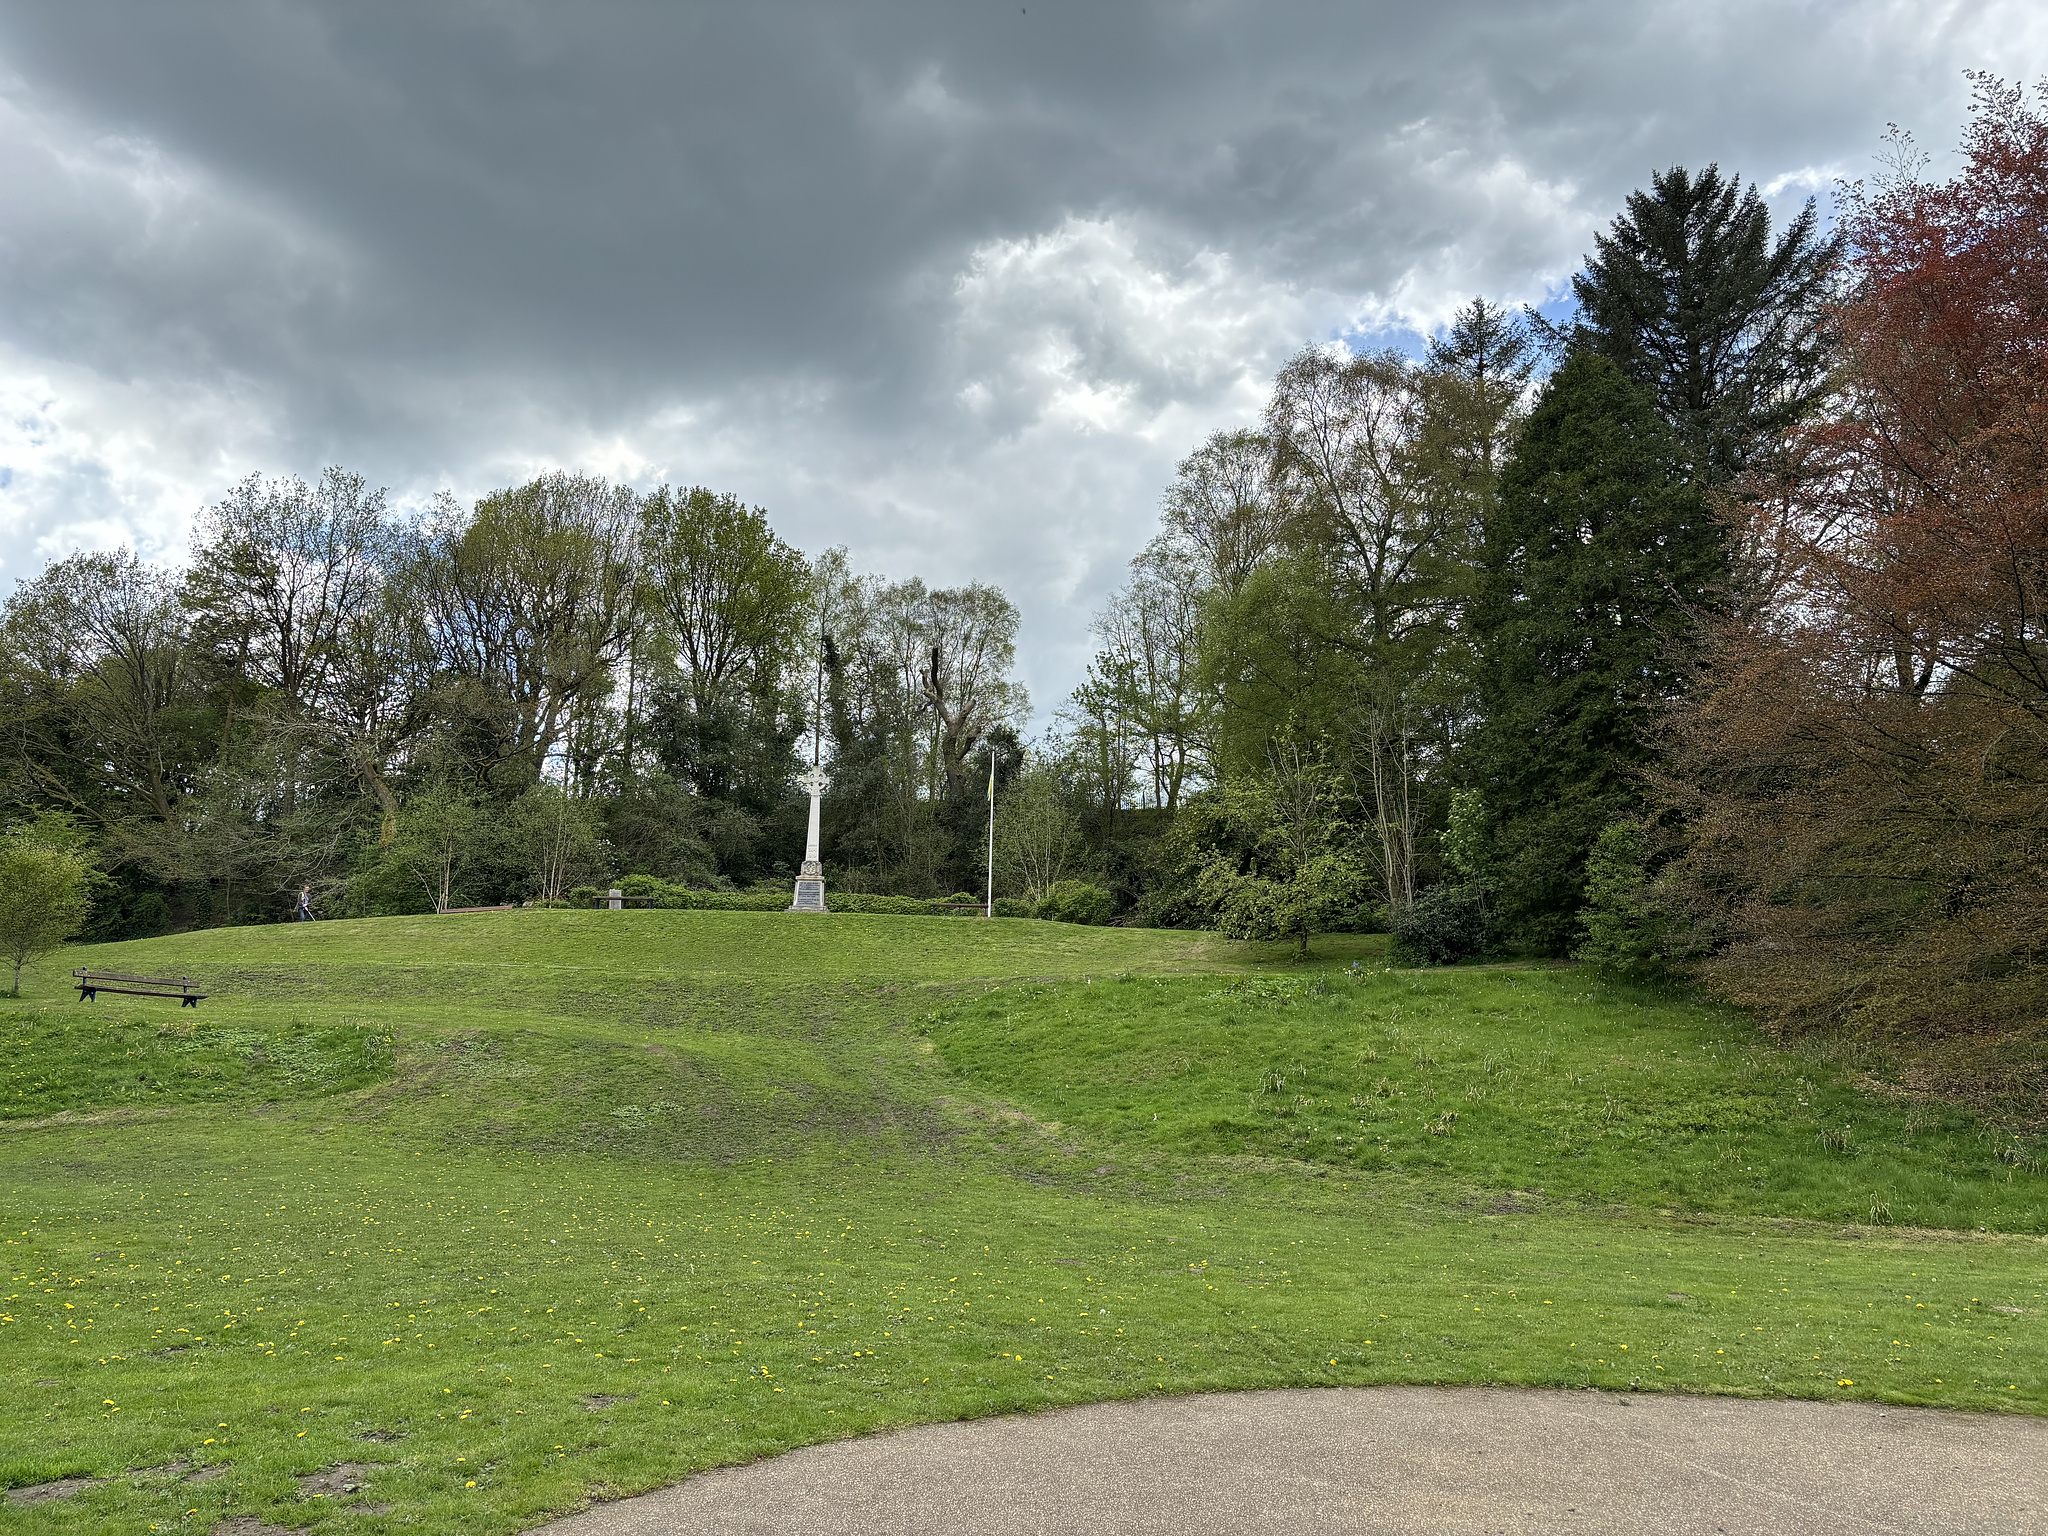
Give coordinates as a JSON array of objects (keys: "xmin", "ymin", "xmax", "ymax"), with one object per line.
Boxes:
[
  {"xmin": 0, "ymin": 349, "xmax": 295, "ymax": 576},
  {"xmin": 0, "ymin": 74, "xmax": 351, "ymax": 577},
  {"xmin": 948, "ymin": 216, "xmax": 1319, "ymax": 440},
  {"xmin": 1361, "ymin": 137, "xmax": 1590, "ymax": 334},
  {"xmin": 1760, "ymin": 163, "xmax": 1843, "ymax": 200},
  {"xmin": 2, "ymin": 0, "xmax": 2043, "ymax": 710}
]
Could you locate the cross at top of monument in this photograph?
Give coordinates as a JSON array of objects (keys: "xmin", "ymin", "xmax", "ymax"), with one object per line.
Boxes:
[{"xmin": 797, "ymin": 764, "xmax": 831, "ymax": 799}]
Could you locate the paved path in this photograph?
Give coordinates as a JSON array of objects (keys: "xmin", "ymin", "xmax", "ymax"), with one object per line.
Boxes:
[{"xmin": 533, "ymin": 1387, "xmax": 2047, "ymax": 1535}]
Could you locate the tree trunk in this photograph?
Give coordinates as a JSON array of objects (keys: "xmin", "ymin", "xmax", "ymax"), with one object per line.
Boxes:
[
  {"xmin": 357, "ymin": 755, "xmax": 403, "ymax": 846},
  {"xmin": 1367, "ymin": 709, "xmax": 1416, "ymax": 912},
  {"xmin": 621, "ymin": 628, "xmax": 640, "ymax": 776}
]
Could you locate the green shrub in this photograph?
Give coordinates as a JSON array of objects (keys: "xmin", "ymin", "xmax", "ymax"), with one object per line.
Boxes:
[
  {"xmin": 833, "ymin": 893, "xmax": 952, "ymax": 916},
  {"xmin": 1038, "ymin": 880, "xmax": 1117, "ymax": 925},
  {"xmin": 0, "ymin": 815, "xmax": 95, "ymax": 995},
  {"xmin": 612, "ymin": 874, "xmax": 775, "ymax": 910},
  {"xmin": 669, "ymin": 890, "xmax": 785, "ymax": 912},
  {"xmin": 345, "ymin": 851, "xmax": 439, "ymax": 918},
  {"xmin": 1575, "ymin": 819, "xmax": 1680, "ymax": 980},
  {"xmin": 1390, "ymin": 885, "xmax": 1492, "ymax": 965},
  {"xmin": 599, "ymin": 875, "xmax": 1033, "ymax": 919},
  {"xmin": 128, "ymin": 890, "xmax": 170, "ymax": 936}
]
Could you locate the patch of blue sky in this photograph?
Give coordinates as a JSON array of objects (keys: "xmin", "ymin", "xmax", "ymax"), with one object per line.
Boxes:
[{"xmin": 1329, "ymin": 285, "xmax": 1577, "ymax": 368}]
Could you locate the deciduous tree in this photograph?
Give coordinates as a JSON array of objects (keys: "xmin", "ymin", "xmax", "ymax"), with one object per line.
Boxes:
[
  {"xmin": 1667, "ymin": 78, "xmax": 2048, "ymax": 1046},
  {"xmin": 0, "ymin": 814, "xmax": 96, "ymax": 995},
  {"xmin": 637, "ymin": 486, "xmax": 811, "ymax": 864},
  {"xmin": 993, "ymin": 756, "xmax": 1083, "ymax": 902},
  {"xmin": 1, "ymin": 549, "xmax": 197, "ymax": 824},
  {"xmin": 409, "ymin": 473, "xmax": 638, "ymax": 789}
]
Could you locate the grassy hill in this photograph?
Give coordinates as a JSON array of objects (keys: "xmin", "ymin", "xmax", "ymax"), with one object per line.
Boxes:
[{"xmin": 2, "ymin": 911, "xmax": 2042, "ymax": 1533}]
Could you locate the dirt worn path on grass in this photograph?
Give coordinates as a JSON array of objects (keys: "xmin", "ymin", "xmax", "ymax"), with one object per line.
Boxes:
[{"xmin": 531, "ymin": 1387, "xmax": 2045, "ymax": 1535}]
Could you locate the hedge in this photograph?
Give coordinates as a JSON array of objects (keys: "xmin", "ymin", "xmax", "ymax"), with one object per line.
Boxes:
[{"xmin": 565, "ymin": 876, "xmax": 1037, "ymax": 919}]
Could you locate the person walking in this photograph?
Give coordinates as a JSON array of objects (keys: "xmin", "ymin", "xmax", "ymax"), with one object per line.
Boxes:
[{"xmin": 296, "ymin": 884, "xmax": 315, "ymax": 922}]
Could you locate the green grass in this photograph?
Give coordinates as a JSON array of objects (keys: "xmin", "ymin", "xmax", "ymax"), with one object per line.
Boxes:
[
  {"xmin": 4, "ymin": 1009, "xmax": 393, "ymax": 1120},
  {"xmin": 923, "ymin": 969, "xmax": 2048, "ymax": 1231},
  {"xmin": 1, "ymin": 911, "xmax": 2043, "ymax": 1534},
  {"xmin": 93, "ymin": 907, "xmax": 1261, "ymax": 982}
]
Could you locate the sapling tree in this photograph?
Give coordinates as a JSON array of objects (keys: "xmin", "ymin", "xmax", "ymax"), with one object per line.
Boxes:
[
  {"xmin": 992, "ymin": 759, "xmax": 1082, "ymax": 903},
  {"xmin": 0, "ymin": 814, "xmax": 97, "ymax": 996},
  {"xmin": 1575, "ymin": 818, "xmax": 1677, "ymax": 980},
  {"xmin": 510, "ymin": 779, "xmax": 609, "ymax": 901},
  {"xmin": 1193, "ymin": 745, "xmax": 1372, "ymax": 957},
  {"xmin": 390, "ymin": 789, "xmax": 489, "ymax": 914}
]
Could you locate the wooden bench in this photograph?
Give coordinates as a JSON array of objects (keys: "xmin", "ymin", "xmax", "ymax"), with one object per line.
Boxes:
[
  {"xmin": 930, "ymin": 900, "xmax": 989, "ymax": 917},
  {"xmin": 74, "ymin": 969, "xmax": 207, "ymax": 1007}
]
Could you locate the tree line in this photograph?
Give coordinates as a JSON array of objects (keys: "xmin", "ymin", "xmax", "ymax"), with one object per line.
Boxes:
[
  {"xmin": 1046, "ymin": 76, "xmax": 2048, "ymax": 1051},
  {"xmin": 1, "ymin": 475, "xmax": 1029, "ymax": 929},
  {"xmin": 6, "ymin": 76, "xmax": 2043, "ymax": 1059}
]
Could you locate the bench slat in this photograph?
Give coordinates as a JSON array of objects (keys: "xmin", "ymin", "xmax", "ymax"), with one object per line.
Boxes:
[
  {"xmin": 78, "ymin": 985, "xmax": 209, "ymax": 999},
  {"xmin": 75, "ymin": 969, "xmax": 207, "ymax": 1007}
]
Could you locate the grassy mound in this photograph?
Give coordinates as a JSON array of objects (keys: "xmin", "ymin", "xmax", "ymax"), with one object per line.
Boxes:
[
  {"xmin": 3, "ymin": 1007, "xmax": 393, "ymax": 1120},
  {"xmin": 925, "ymin": 969, "xmax": 2045, "ymax": 1231},
  {"xmin": 1, "ymin": 911, "xmax": 2041, "ymax": 1535}
]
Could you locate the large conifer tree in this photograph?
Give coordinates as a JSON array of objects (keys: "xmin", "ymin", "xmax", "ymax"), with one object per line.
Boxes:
[
  {"xmin": 1468, "ymin": 354, "xmax": 1719, "ymax": 952},
  {"xmin": 1561, "ymin": 164, "xmax": 1841, "ymax": 483}
]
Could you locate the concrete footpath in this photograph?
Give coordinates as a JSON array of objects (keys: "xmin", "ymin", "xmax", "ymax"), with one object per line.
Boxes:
[{"xmin": 531, "ymin": 1386, "xmax": 2047, "ymax": 1535}]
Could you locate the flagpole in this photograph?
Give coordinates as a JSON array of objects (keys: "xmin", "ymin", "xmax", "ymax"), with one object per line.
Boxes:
[{"xmin": 985, "ymin": 744, "xmax": 996, "ymax": 919}]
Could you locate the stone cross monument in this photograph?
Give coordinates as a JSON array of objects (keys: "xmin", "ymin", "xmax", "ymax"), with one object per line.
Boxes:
[{"xmin": 789, "ymin": 762, "xmax": 830, "ymax": 912}]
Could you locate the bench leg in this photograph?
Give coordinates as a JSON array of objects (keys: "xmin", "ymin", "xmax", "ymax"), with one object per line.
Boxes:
[{"xmin": 182, "ymin": 995, "xmax": 198, "ymax": 1008}]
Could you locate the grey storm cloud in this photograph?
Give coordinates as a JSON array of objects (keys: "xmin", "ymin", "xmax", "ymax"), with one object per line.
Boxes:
[{"xmin": 1, "ymin": 1, "xmax": 2043, "ymax": 715}]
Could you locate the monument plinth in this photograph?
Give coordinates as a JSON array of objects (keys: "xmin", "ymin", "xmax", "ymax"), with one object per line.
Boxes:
[{"xmin": 789, "ymin": 763, "xmax": 830, "ymax": 912}]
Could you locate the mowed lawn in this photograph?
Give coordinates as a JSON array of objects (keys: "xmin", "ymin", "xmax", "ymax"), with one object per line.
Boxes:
[{"xmin": 1, "ymin": 912, "xmax": 2043, "ymax": 1534}]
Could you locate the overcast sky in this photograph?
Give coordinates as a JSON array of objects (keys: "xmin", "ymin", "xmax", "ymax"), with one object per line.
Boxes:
[{"xmin": 1, "ymin": 3, "xmax": 2043, "ymax": 718}]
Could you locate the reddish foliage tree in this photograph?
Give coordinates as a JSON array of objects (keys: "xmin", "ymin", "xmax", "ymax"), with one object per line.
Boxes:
[{"xmin": 1667, "ymin": 76, "xmax": 2048, "ymax": 1062}]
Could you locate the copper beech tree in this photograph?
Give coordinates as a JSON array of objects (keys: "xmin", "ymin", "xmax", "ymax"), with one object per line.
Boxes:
[{"xmin": 1667, "ymin": 76, "xmax": 2048, "ymax": 1044}]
